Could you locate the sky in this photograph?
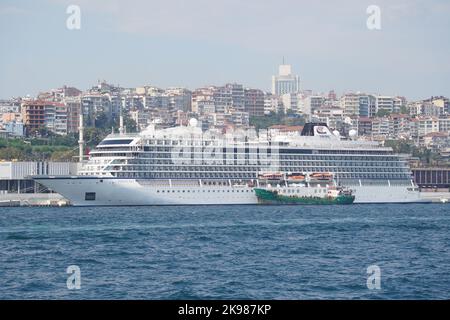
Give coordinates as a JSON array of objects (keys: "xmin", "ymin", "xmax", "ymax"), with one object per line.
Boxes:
[{"xmin": 0, "ymin": 0, "xmax": 449, "ymax": 100}]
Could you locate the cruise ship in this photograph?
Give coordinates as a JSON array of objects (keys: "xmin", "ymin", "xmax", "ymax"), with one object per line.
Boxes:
[{"xmin": 33, "ymin": 121, "xmax": 425, "ymax": 206}]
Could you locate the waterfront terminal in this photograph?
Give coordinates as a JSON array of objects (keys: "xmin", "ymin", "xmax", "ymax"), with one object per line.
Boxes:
[
  {"xmin": 412, "ymin": 168, "xmax": 450, "ymax": 203},
  {"xmin": 0, "ymin": 161, "xmax": 79, "ymax": 206}
]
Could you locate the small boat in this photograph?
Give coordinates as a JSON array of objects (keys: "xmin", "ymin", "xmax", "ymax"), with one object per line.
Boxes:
[
  {"xmin": 254, "ymin": 185, "xmax": 355, "ymax": 205},
  {"xmin": 254, "ymin": 171, "xmax": 354, "ymax": 205}
]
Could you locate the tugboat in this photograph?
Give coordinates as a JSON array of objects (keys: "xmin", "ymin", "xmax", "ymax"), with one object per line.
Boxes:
[{"xmin": 254, "ymin": 172, "xmax": 355, "ymax": 205}]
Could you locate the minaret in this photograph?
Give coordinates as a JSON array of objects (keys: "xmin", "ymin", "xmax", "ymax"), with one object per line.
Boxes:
[
  {"xmin": 78, "ymin": 112, "xmax": 84, "ymax": 162},
  {"xmin": 119, "ymin": 104, "xmax": 124, "ymax": 136},
  {"xmin": 119, "ymin": 113, "xmax": 124, "ymax": 135}
]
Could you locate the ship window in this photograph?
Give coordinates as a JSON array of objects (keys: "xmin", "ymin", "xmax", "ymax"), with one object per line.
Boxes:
[
  {"xmin": 99, "ymin": 139, "xmax": 133, "ymax": 145},
  {"xmin": 85, "ymin": 192, "xmax": 96, "ymax": 201}
]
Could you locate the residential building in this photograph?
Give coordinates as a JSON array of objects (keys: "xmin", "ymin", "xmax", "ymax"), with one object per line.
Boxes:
[
  {"xmin": 45, "ymin": 103, "xmax": 68, "ymax": 135},
  {"xmin": 423, "ymin": 132, "xmax": 449, "ymax": 152},
  {"xmin": 417, "ymin": 116, "xmax": 439, "ymax": 138},
  {"xmin": 341, "ymin": 93, "xmax": 360, "ymax": 117},
  {"xmin": 439, "ymin": 116, "xmax": 450, "ymax": 132},
  {"xmin": 390, "ymin": 114, "xmax": 410, "ymax": 139},
  {"xmin": 166, "ymin": 87, "xmax": 192, "ymax": 112},
  {"xmin": 191, "ymin": 87, "xmax": 215, "ymax": 114},
  {"xmin": 3, "ymin": 121, "xmax": 24, "ymax": 137},
  {"xmin": 64, "ymin": 96, "xmax": 81, "ymax": 133},
  {"xmin": 371, "ymin": 117, "xmax": 393, "ymax": 138},
  {"xmin": 21, "ymin": 100, "xmax": 46, "ymax": 135},
  {"xmin": 376, "ymin": 96, "xmax": 395, "ymax": 114},
  {"xmin": 304, "ymin": 95, "xmax": 325, "ymax": 115},
  {"xmin": 244, "ymin": 88, "xmax": 265, "ymax": 117},
  {"xmin": 358, "ymin": 117, "xmax": 373, "ymax": 136},
  {"xmin": 227, "ymin": 83, "xmax": 245, "ymax": 112},
  {"xmin": 130, "ymin": 109, "xmax": 150, "ymax": 130},
  {"xmin": 263, "ymin": 93, "xmax": 282, "ymax": 114},
  {"xmin": 394, "ymin": 96, "xmax": 407, "ymax": 114},
  {"xmin": 431, "ymin": 96, "xmax": 449, "ymax": 115},
  {"xmin": 281, "ymin": 93, "xmax": 298, "ymax": 113}
]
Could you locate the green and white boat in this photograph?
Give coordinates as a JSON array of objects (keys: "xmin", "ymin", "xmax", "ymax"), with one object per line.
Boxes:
[{"xmin": 254, "ymin": 172, "xmax": 355, "ymax": 205}]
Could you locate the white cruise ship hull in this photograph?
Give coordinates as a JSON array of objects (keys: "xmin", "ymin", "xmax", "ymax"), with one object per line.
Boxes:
[{"xmin": 33, "ymin": 177, "xmax": 428, "ymax": 206}]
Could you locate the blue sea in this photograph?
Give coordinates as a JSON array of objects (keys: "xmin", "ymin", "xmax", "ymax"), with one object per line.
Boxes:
[{"xmin": 0, "ymin": 204, "xmax": 449, "ymax": 299}]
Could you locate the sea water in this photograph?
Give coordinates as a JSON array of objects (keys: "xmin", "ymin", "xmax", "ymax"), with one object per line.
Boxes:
[{"xmin": 0, "ymin": 204, "xmax": 449, "ymax": 299}]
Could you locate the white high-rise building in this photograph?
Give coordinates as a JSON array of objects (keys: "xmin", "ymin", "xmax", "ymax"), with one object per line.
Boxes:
[
  {"xmin": 271, "ymin": 64, "xmax": 300, "ymax": 96},
  {"xmin": 340, "ymin": 93, "xmax": 376, "ymax": 117},
  {"xmin": 376, "ymin": 96, "xmax": 395, "ymax": 114},
  {"xmin": 281, "ymin": 93, "xmax": 298, "ymax": 113}
]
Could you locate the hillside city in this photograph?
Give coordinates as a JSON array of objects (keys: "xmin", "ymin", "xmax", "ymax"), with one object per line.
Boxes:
[{"xmin": 1, "ymin": 64, "xmax": 449, "ymax": 167}]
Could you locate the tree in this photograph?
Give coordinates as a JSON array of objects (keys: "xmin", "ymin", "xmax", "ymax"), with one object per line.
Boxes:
[
  {"xmin": 84, "ymin": 127, "xmax": 106, "ymax": 147},
  {"xmin": 400, "ymin": 105, "xmax": 408, "ymax": 115},
  {"xmin": 384, "ymin": 140, "xmax": 412, "ymax": 154},
  {"xmin": 0, "ymin": 147, "xmax": 27, "ymax": 161},
  {"xmin": 50, "ymin": 149, "xmax": 77, "ymax": 161},
  {"xmin": 95, "ymin": 111, "xmax": 111, "ymax": 129},
  {"xmin": 250, "ymin": 112, "xmax": 305, "ymax": 130},
  {"xmin": 119, "ymin": 113, "xmax": 137, "ymax": 133},
  {"xmin": 376, "ymin": 109, "xmax": 391, "ymax": 117}
]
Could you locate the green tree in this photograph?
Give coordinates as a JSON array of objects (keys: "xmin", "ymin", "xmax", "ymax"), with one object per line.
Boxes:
[
  {"xmin": 95, "ymin": 111, "xmax": 113, "ymax": 129},
  {"xmin": 376, "ymin": 109, "xmax": 391, "ymax": 117},
  {"xmin": 384, "ymin": 140, "xmax": 413, "ymax": 154},
  {"xmin": 84, "ymin": 127, "xmax": 106, "ymax": 147},
  {"xmin": 399, "ymin": 105, "xmax": 408, "ymax": 114},
  {"xmin": 250, "ymin": 112, "xmax": 305, "ymax": 130},
  {"xmin": 50, "ymin": 149, "xmax": 77, "ymax": 161},
  {"xmin": 0, "ymin": 147, "xmax": 27, "ymax": 161},
  {"xmin": 119, "ymin": 113, "xmax": 137, "ymax": 133}
]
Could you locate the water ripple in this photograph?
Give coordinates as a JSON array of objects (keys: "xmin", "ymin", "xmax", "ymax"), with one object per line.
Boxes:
[{"xmin": 0, "ymin": 204, "xmax": 449, "ymax": 299}]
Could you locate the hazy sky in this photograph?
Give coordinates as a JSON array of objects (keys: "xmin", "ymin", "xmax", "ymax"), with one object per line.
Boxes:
[{"xmin": 1, "ymin": 0, "xmax": 449, "ymax": 99}]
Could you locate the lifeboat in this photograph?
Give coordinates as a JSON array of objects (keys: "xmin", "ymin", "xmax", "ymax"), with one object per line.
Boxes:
[
  {"xmin": 287, "ymin": 173, "xmax": 306, "ymax": 181},
  {"xmin": 258, "ymin": 172, "xmax": 283, "ymax": 180},
  {"xmin": 309, "ymin": 172, "xmax": 334, "ymax": 181}
]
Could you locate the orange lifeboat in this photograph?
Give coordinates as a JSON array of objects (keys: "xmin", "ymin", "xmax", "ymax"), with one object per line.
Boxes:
[
  {"xmin": 309, "ymin": 172, "xmax": 333, "ymax": 181},
  {"xmin": 258, "ymin": 172, "xmax": 283, "ymax": 180},
  {"xmin": 287, "ymin": 173, "xmax": 306, "ymax": 181}
]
